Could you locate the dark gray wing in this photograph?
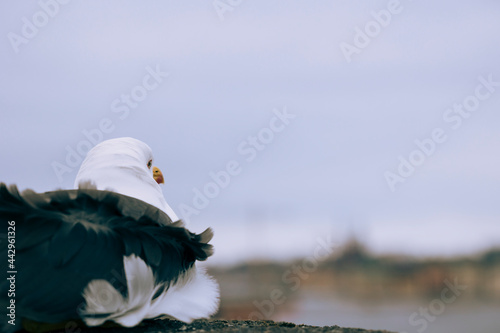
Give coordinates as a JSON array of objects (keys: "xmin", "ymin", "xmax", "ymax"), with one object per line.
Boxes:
[{"xmin": 0, "ymin": 183, "xmax": 213, "ymax": 326}]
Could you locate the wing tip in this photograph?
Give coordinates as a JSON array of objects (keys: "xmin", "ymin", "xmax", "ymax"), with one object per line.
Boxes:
[{"xmin": 199, "ymin": 228, "xmax": 214, "ymax": 244}]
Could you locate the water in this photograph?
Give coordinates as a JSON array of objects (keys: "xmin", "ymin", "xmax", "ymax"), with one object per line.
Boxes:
[{"xmin": 277, "ymin": 293, "xmax": 500, "ymax": 333}]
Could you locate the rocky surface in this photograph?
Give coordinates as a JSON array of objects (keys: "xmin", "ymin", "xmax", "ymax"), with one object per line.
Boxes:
[{"xmin": 20, "ymin": 319, "xmax": 396, "ymax": 333}]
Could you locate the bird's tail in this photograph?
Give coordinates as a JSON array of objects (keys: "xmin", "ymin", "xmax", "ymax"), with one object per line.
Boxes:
[{"xmin": 80, "ymin": 255, "xmax": 219, "ymax": 327}]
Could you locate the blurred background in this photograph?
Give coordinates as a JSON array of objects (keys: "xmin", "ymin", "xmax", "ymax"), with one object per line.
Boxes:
[{"xmin": 1, "ymin": 1, "xmax": 499, "ymax": 332}]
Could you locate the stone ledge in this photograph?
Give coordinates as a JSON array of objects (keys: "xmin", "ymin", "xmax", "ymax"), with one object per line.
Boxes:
[{"xmin": 21, "ymin": 319, "xmax": 396, "ymax": 333}]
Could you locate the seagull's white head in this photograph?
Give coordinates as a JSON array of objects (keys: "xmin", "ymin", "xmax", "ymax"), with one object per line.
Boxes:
[{"xmin": 74, "ymin": 137, "xmax": 178, "ymax": 221}]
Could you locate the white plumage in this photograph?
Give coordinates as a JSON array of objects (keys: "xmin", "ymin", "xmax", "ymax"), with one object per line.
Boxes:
[
  {"xmin": 74, "ymin": 137, "xmax": 179, "ymax": 221},
  {"xmin": 81, "ymin": 255, "xmax": 219, "ymax": 327}
]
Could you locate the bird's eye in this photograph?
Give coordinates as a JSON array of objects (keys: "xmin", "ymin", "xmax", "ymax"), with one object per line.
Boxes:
[{"xmin": 147, "ymin": 160, "xmax": 152, "ymax": 169}]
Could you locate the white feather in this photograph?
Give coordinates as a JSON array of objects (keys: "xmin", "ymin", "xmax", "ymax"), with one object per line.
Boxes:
[
  {"xmin": 80, "ymin": 255, "xmax": 219, "ymax": 327},
  {"xmin": 146, "ymin": 264, "xmax": 220, "ymax": 323},
  {"xmin": 74, "ymin": 137, "xmax": 179, "ymax": 221}
]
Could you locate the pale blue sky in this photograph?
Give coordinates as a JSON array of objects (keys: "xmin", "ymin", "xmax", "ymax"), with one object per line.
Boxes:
[{"xmin": 1, "ymin": 1, "xmax": 499, "ymax": 263}]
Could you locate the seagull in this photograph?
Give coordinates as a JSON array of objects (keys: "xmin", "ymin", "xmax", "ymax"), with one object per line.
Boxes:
[{"xmin": 0, "ymin": 137, "xmax": 219, "ymax": 333}]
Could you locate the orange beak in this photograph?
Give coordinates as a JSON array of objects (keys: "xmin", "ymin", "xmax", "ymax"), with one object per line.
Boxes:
[{"xmin": 153, "ymin": 166, "xmax": 165, "ymax": 184}]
